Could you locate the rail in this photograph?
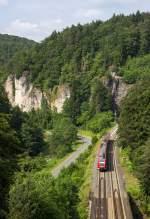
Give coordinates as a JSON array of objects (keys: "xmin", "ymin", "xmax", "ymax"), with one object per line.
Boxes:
[{"xmin": 90, "ymin": 139, "xmax": 133, "ymax": 219}]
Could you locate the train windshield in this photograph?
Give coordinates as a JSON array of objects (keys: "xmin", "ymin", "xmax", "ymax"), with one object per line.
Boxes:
[{"xmin": 100, "ymin": 156, "xmax": 105, "ymax": 162}]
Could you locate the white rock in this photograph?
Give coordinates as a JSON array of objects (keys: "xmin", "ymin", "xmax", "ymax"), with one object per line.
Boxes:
[
  {"xmin": 5, "ymin": 73, "xmax": 70, "ymax": 113},
  {"xmin": 5, "ymin": 73, "xmax": 42, "ymax": 112},
  {"xmin": 51, "ymin": 85, "xmax": 70, "ymax": 113}
]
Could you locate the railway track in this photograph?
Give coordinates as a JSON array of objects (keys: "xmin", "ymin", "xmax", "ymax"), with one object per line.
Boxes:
[
  {"xmin": 108, "ymin": 142, "xmax": 124, "ymax": 219},
  {"xmin": 98, "ymin": 172, "xmax": 107, "ymax": 219},
  {"xmin": 90, "ymin": 140, "xmax": 133, "ymax": 219}
]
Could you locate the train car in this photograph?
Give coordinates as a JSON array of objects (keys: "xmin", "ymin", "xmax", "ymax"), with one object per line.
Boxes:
[{"xmin": 97, "ymin": 140, "xmax": 108, "ymax": 171}]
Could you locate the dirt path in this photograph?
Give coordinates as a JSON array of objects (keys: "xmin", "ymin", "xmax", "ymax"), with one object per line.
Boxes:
[{"xmin": 51, "ymin": 136, "xmax": 91, "ymax": 178}]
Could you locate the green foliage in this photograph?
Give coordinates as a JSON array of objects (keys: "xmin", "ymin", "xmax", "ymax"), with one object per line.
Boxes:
[
  {"xmin": 10, "ymin": 107, "xmax": 24, "ymax": 132},
  {"xmin": 78, "ymin": 78, "xmax": 114, "ymax": 132},
  {"xmin": 47, "ymin": 116, "xmax": 77, "ymax": 157},
  {"xmin": 140, "ymin": 18, "xmax": 150, "ymax": 55},
  {"xmin": 55, "ymin": 175, "xmax": 79, "ymax": 219},
  {"xmin": 63, "ymin": 78, "xmax": 88, "ymax": 124},
  {"xmin": 77, "ymin": 110, "xmax": 91, "ymax": 127},
  {"xmin": 90, "ymin": 53, "xmax": 105, "ymax": 76},
  {"xmin": 121, "ymin": 54, "xmax": 150, "ymax": 83},
  {"xmin": 27, "ymin": 101, "xmax": 52, "ymax": 130},
  {"xmin": 0, "ymin": 86, "xmax": 51, "ymax": 217},
  {"xmin": 6, "ymin": 12, "xmax": 150, "ymax": 90},
  {"xmin": 0, "ymin": 114, "xmax": 20, "ymax": 157},
  {"xmin": 18, "ymin": 156, "xmax": 47, "ymax": 173},
  {"xmin": 119, "ymin": 78, "xmax": 150, "ymax": 149},
  {"xmin": 9, "ymin": 173, "xmax": 65, "ymax": 219},
  {"xmin": 2, "ymin": 11, "xmax": 150, "ymax": 218},
  {"xmin": 92, "ymin": 136, "xmax": 98, "ymax": 145},
  {"xmin": 0, "ymin": 86, "xmax": 10, "ymax": 113},
  {"xmin": 86, "ymin": 111, "xmax": 114, "ymax": 133},
  {"xmin": 118, "ymin": 78, "xmax": 150, "ymax": 216},
  {"xmin": 8, "ymin": 145, "xmax": 95, "ymax": 219},
  {"xmin": 21, "ymin": 123, "xmax": 46, "ymax": 156},
  {"xmin": 119, "ymin": 146, "xmax": 134, "ymax": 172},
  {"xmin": 0, "ymin": 34, "xmax": 36, "ymax": 82},
  {"xmin": 0, "ymin": 87, "xmax": 20, "ymax": 218},
  {"xmin": 135, "ymin": 139, "xmax": 150, "ymax": 197},
  {"xmin": 90, "ymin": 78, "xmax": 112, "ymax": 114}
]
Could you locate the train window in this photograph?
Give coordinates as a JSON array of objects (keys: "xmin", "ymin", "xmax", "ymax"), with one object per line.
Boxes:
[
  {"xmin": 100, "ymin": 161, "xmax": 105, "ymax": 166},
  {"xmin": 100, "ymin": 156, "xmax": 104, "ymax": 162}
]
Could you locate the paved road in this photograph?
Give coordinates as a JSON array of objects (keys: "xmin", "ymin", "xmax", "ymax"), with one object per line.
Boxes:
[{"xmin": 52, "ymin": 136, "xmax": 91, "ymax": 178}]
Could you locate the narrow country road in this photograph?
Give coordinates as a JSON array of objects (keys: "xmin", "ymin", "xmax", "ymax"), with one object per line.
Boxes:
[{"xmin": 51, "ymin": 136, "xmax": 91, "ymax": 178}]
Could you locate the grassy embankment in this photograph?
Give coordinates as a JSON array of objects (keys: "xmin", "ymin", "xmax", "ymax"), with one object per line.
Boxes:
[{"xmin": 76, "ymin": 138, "xmax": 98, "ymax": 218}]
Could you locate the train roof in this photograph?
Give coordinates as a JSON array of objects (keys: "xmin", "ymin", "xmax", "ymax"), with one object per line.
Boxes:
[{"xmin": 99, "ymin": 142, "xmax": 107, "ymax": 157}]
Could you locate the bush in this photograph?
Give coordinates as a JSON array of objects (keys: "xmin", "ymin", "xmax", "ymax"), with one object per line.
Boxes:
[
  {"xmin": 121, "ymin": 54, "xmax": 150, "ymax": 84},
  {"xmin": 9, "ymin": 173, "xmax": 65, "ymax": 219},
  {"xmin": 86, "ymin": 112, "xmax": 114, "ymax": 133},
  {"xmin": 92, "ymin": 136, "xmax": 98, "ymax": 145},
  {"xmin": 47, "ymin": 116, "xmax": 77, "ymax": 157}
]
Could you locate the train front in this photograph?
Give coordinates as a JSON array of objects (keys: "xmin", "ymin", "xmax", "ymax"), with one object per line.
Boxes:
[{"xmin": 97, "ymin": 142, "xmax": 107, "ymax": 171}]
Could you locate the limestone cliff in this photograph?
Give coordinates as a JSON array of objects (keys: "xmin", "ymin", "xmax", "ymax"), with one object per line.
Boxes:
[
  {"xmin": 5, "ymin": 72, "xmax": 129, "ymax": 113},
  {"xmin": 5, "ymin": 73, "xmax": 43, "ymax": 112},
  {"xmin": 51, "ymin": 85, "xmax": 70, "ymax": 113},
  {"xmin": 110, "ymin": 73, "xmax": 131, "ymax": 107},
  {"xmin": 5, "ymin": 73, "xmax": 70, "ymax": 112},
  {"xmin": 101, "ymin": 73, "xmax": 131, "ymax": 111}
]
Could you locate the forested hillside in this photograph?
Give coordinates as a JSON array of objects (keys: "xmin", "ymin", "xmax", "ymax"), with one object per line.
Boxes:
[
  {"xmin": 1, "ymin": 11, "xmax": 150, "ymax": 219},
  {"xmin": 118, "ymin": 78, "xmax": 150, "ymax": 216},
  {"xmin": 0, "ymin": 87, "xmax": 46, "ymax": 218},
  {"xmin": 0, "ymin": 34, "xmax": 36, "ymax": 81},
  {"xmin": 7, "ymin": 11, "xmax": 150, "ymax": 90},
  {"xmin": 6, "ymin": 12, "xmax": 150, "ymax": 124}
]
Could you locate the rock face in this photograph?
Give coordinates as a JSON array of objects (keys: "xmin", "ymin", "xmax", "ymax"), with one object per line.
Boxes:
[
  {"xmin": 101, "ymin": 73, "xmax": 131, "ymax": 113},
  {"xmin": 5, "ymin": 73, "xmax": 43, "ymax": 112},
  {"xmin": 5, "ymin": 72, "xmax": 129, "ymax": 113},
  {"xmin": 5, "ymin": 73, "xmax": 71, "ymax": 113},
  {"xmin": 51, "ymin": 85, "xmax": 70, "ymax": 113},
  {"xmin": 111, "ymin": 73, "xmax": 131, "ymax": 107}
]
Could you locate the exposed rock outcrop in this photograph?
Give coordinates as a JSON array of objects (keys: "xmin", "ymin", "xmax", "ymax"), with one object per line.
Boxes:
[
  {"xmin": 110, "ymin": 73, "xmax": 131, "ymax": 107},
  {"xmin": 51, "ymin": 85, "xmax": 70, "ymax": 113},
  {"xmin": 101, "ymin": 73, "xmax": 132, "ymax": 112},
  {"xmin": 5, "ymin": 73, "xmax": 70, "ymax": 112},
  {"xmin": 5, "ymin": 72, "xmax": 129, "ymax": 114},
  {"xmin": 5, "ymin": 73, "xmax": 43, "ymax": 112}
]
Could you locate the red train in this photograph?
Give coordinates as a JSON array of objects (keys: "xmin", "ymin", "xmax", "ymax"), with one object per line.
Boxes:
[{"xmin": 97, "ymin": 139, "xmax": 108, "ymax": 171}]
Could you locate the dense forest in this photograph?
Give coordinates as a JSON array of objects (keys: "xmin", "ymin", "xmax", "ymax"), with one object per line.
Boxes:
[
  {"xmin": 7, "ymin": 11, "xmax": 150, "ymax": 89},
  {"xmin": 6, "ymin": 11, "xmax": 150, "ymax": 124},
  {"xmin": 118, "ymin": 78, "xmax": 150, "ymax": 215},
  {"xmin": 0, "ymin": 11, "xmax": 150, "ymax": 218},
  {"xmin": 0, "ymin": 86, "xmax": 80, "ymax": 218},
  {"xmin": 0, "ymin": 34, "xmax": 36, "ymax": 82}
]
